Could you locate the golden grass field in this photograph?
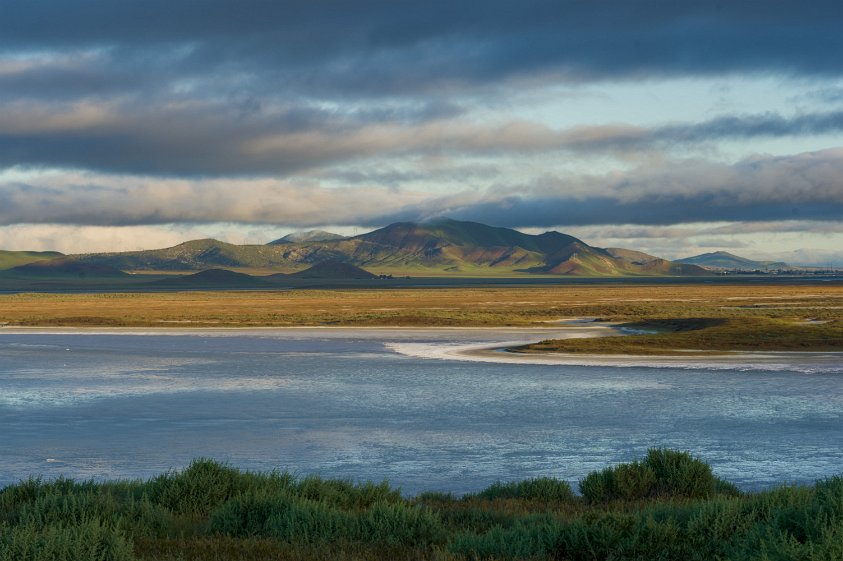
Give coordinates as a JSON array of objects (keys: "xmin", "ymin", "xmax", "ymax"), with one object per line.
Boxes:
[{"xmin": 2, "ymin": 283, "xmax": 842, "ymax": 353}]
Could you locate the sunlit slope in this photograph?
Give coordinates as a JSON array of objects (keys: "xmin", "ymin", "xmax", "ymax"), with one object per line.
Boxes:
[
  {"xmin": 677, "ymin": 251, "xmax": 792, "ymax": 271},
  {"xmin": 0, "ymin": 250, "xmax": 63, "ymax": 270},
  {"xmin": 68, "ymin": 219, "xmax": 710, "ymax": 276}
]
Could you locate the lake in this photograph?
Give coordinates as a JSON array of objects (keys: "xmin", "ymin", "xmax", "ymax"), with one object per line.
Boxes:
[{"xmin": 1, "ymin": 328, "xmax": 842, "ymax": 495}]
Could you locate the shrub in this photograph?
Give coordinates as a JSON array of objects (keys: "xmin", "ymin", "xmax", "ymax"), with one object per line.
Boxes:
[
  {"xmin": 449, "ymin": 515, "xmax": 564, "ymax": 560},
  {"xmin": 580, "ymin": 449, "xmax": 723, "ymax": 503},
  {"xmin": 579, "ymin": 467, "xmax": 616, "ymax": 503},
  {"xmin": 265, "ymin": 499, "xmax": 358, "ymax": 544},
  {"xmin": 644, "ymin": 448, "xmax": 717, "ymax": 499},
  {"xmin": 0, "ymin": 521, "xmax": 134, "ymax": 561},
  {"xmin": 612, "ymin": 462, "xmax": 657, "ymax": 501},
  {"xmin": 148, "ymin": 459, "xmax": 249, "ymax": 515},
  {"xmin": 207, "ymin": 490, "xmax": 292, "ymax": 537},
  {"xmin": 291, "ymin": 476, "xmax": 401, "ymax": 510},
  {"xmin": 474, "ymin": 477, "xmax": 575, "ymax": 502},
  {"xmin": 359, "ymin": 502, "xmax": 445, "ymax": 546}
]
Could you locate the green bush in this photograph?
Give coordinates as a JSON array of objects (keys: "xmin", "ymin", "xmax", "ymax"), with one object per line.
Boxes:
[
  {"xmin": 0, "ymin": 521, "xmax": 134, "ymax": 561},
  {"xmin": 449, "ymin": 515, "xmax": 564, "ymax": 560},
  {"xmin": 207, "ymin": 490, "xmax": 293, "ymax": 537},
  {"xmin": 265, "ymin": 498, "xmax": 358, "ymax": 544},
  {"xmin": 644, "ymin": 448, "xmax": 717, "ymax": 499},
  {"xmin": 474, "ymin": 477, "xmax": 575, "ymax": 502},
  {"xmin": 209, "ymin": 492, "xmax": 444, "ymax": 547},
  {"xmin": 148, "ymin": 458, "xmax": 249, "ymax": 515},
  {"xmin": 1, "ymin": 451, "xmax": 842, "ymax": 561},
  {"xmin": 579, "ymin": 467, "xmax": 615, "ymax": 503},
  {"xmin": 612, "ymin": 462, "xmax": 657, "ymax": 500},
  {"xmin": 292, "ymin": 476, "xmax": 401, "ymax": 510},
  {"xmin": 359, "ymin": 502, "xmax": 445, "ymax": 546},
  {"xmin": 580, "ymin": 448, "xmax": 725, "ymax": 503}
]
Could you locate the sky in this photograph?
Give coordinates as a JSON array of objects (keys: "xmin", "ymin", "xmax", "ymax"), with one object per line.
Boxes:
[{"xmin": 2, "ymin": 1, "xmax": 843, "ymax": 264}]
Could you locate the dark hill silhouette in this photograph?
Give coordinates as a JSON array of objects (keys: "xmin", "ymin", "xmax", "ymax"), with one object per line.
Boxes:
[
  {"xmin": 151, "ymin": 268, "xmax": 269, "ymax": 288},
  {"xmin": 10, "ymin": 258, "xmax": 128, "ymax": 278},
  {"xmin": 288, "ymin": 259, "xmax": 377, "ymax": 279}
]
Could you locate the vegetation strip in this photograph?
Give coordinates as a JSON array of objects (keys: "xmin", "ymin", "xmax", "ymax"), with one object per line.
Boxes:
[
  {"xmin": 2, "ymin": 449, "xmax": 842, "ymax": 560},
  {"xmin": 513, "ymin": 317, "xmax": 843, "ymax": 355},
  {"xmin": 2, "ymin": 284, "xmax": 841, "ymax": 354}
]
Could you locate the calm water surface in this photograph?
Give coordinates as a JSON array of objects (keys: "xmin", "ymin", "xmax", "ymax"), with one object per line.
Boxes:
[{"xmin": 1, "ymin": 329, "xmax": 842, "ymax": 494}]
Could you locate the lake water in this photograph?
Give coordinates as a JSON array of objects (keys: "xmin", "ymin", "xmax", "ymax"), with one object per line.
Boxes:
[{"xmin": 1, "ymin": 328, "xmax": 842, "ymax": 495}]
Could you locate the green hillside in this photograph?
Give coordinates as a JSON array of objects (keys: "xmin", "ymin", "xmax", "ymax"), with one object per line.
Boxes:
[
  {"xmin": 0, "ymin": 250, "xmax": 63, "ymax": 270},
  {"xmin": 677, "ymin": 251, "xmax": 792, "ymax": 271},
  {"xmin": 66, "ymin": 219, "xmax": 711, "ymax": 277}
]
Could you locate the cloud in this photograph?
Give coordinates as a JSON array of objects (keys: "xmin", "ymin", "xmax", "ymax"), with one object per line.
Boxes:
[
  {"xmin": 391, "ymin": 148, "xmax": 843, "ymax": 227},
  {"xmin": 4, "ymin": 95, "xmax": 843, "ymax": 176},
  {"xmin": 0, "ymin": 173, "xmax": 432, "ymax": 226},
  {"xmin": 3, "ymin": 148, "xmax": 842, "ymax": 229},
  {"xmin": 0, "ymin": 224, "xmax": 207, "ymax": 254},
  {"xmin": 2, "ymin": 1, "xmax": 842, "ymax": 101}
]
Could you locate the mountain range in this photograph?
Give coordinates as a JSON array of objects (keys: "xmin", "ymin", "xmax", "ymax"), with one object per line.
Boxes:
[
  {"xmin": 55, "ymin": 219, "xmax": 709, "ymax": 277},
  {"xmin": 676, "ymin": 251, "xmax": 793, "ymax": 271}
]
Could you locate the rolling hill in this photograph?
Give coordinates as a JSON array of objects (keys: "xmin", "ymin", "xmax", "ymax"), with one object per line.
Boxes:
[
  {"xmin": 149, "ymin": 268, "xmax": 271, "ymax": 288},
  {"xmin": 287, "ymin": 260, "xmax": 377, "ymax": 280},
  {"xmin": 9, "ymin": 258, "xmax": 128, "ymax": 278},
  {"xmin": 0, "ymin": 250, "xmax": 63, "ymax": 270},
  {"xmin": 676, "ymin": 251, "xmax": 792, "ymax": 271},
  {"xmin": 606, "ymin": 248, "xmax": 713, "ymax": 276},
  {"xmin": 68, "ymin": 219, "xmax": 711, "ymax": 277}
]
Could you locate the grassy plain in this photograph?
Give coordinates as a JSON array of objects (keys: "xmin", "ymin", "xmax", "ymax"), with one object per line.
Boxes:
[{"xmin": 1, "ymin": 283, "xmax": 842, "ymax": 353}]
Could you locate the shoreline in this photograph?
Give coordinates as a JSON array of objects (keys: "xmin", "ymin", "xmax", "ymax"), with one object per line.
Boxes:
[
  {"xmin": 0, "ymin": 320, "xmax": 843, "ymax": 371},
  {"xmin": 3, "ymin": 323, "xmax": 842, "ymax": 370}
]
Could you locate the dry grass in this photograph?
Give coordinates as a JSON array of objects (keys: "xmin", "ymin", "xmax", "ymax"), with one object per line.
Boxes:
[{"xmin": 1, "ymin": 284, "xmax": 842, "ymax": 330}]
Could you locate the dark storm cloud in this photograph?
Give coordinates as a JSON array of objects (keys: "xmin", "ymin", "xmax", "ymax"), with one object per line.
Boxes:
[
  {"xmin": 2, "ymin": 0, "xmax": 843, "ymax": 178},
  {"xmin": 2, "ymin": 0, "xmax": 842, "ymax": 100},
  {"xmin": 444, "ymin": 195, "xmax": 843, "ymax": 227},
  {"xmin": 3, "ymin": 98, "xmax": 843, "ymax": 176},
  {"xmin": 373, "ymin": 149, "xmax": 843, "ymax": 227}
]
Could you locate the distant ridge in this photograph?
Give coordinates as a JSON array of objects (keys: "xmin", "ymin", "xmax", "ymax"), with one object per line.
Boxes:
[
  {"xmin": 66, "ymin": 218, "xmax": 711, "ymax": 277},
  {"xmin": 288, "ymin": 259, "xmax": 377, "ymax": 279},
  {"xmin": 606, "ymin": 248, "xmax": 712, "ymax": 276},
  {"xmin": 676, "ymin": 251, "xmax": 792, "ymax": 271},
  {"xmin": 269, "ymin": 230, "xmax": 346, "ymax": 244}
]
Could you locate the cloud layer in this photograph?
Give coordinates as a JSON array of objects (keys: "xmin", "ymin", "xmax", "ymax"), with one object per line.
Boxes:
[
  {"xmin": 3, "ymin": 1, "xmax": 842, "ymax": 99},
  {"xmin": 3, "ymin": 149, "xmax": 841, "ymax": 228},
  {"xmin": 1, "ymin": 0, "xmax": 842, "ymax": 254}
]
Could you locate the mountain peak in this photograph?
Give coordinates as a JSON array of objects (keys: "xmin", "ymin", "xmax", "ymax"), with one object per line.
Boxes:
[
  {"xmin": 269, "ymin": 230, "xmax": 346, "ymax": 245},
  {"xmin": 53, "ymin": 218, "xmax": 712, "ymax": 277},
  {"xmin": 676, "ymin": 251, "xmax": 792, "ymax": 270}
]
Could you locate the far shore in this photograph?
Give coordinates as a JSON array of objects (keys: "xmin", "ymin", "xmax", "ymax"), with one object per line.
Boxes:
[{"xmin": 1, "ymin": 284, "xmax": 841, "ymax": 360}]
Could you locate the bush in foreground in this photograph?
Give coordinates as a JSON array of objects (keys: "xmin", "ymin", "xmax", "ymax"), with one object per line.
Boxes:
[
  {"xmin": 579, "ymin": 448, "xmax": 737, "ymax": 503},
  {"xmin": 1, "ymin": 451, "xmax": 842, "ymax": 561}
]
